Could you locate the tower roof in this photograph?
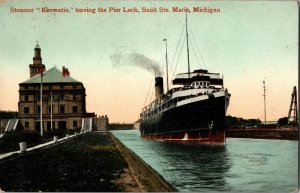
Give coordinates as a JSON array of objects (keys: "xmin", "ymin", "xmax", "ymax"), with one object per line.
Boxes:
[
  {"xmin": 35, "ymin": 44, "xmax": 40, "ymax": 49},
  {"xmin": 21, "ymin": 66, "xmax": 81, "ymax": 84}
]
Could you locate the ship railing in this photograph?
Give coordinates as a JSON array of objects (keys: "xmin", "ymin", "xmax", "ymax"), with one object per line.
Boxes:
[
  {"xmin": 142, "ymin": 89, "xmax": 226, "ymax": 119},
  {"xmin": 144, "ymin": 94, "xmax": 166, "ymax": 111},
  {"xmin": 142, "ymin": 97, "xmax": 181, "ymax": 119},
  {"xmin": 160, "ymin": 98, "xmax": 178, "ymax": 112},
  {"xmin": 143, "ymin": 89, "xmax": 223, "ymax": 115},
  {"xmin": 142, "ymin": 93, "xmax": 171, "ymax": 115},
  {"xmin": 175, "ymin": 73, "xmax": 220, "ymax": 79}
]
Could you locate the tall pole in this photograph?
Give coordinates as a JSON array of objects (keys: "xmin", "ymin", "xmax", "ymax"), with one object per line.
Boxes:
[
  {"xmin": 50, "ymin": 90, "xmax": 53, "ymax": 130},
  {"xmin": 263, "ymin": 81, "xmax": 267, "ymax": 125},
  {"xmin": 185, "ymin": 13, "xmax": 191, "ymax": 79},
  {"xmin": 40, "ymin": 74, "xmax": 43, "ymax": 136},
  {"xmin": 163, "ymin": 39, "xmax": 169, "ymax": 92}
]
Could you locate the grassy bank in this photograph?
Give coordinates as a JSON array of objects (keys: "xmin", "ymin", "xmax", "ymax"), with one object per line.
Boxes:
[
  {"xmin": 0, "ymin": 132, "xmax": 129, "ymax": 191},
  {"xmin": 0, "ymin": 129, "xmax": 79, "ymax": 155}
]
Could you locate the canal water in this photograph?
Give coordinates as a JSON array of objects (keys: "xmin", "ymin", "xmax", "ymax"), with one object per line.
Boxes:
[{"xmin": 111, "ymin": 130, "xmax": 298, "ymax": 192}]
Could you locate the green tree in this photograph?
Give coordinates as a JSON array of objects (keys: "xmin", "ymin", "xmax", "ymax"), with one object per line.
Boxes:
[{"xmin": 278, "ymin": 117, "xmax": 288, "ymax": 126}]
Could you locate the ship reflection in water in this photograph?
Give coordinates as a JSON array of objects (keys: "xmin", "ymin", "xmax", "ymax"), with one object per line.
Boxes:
[
  {"xmin": 156, "ymin": 141, "xmax": 232, "ymax": 191},
  {"xmin": 112, "ymin": 130, "xmax": 298, "ymax": 192}
]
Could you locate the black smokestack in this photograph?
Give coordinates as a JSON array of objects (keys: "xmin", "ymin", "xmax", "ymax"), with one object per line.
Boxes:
[{"xmin": 155, "ymin": 77, "xmax": 164, "ymax": 100}]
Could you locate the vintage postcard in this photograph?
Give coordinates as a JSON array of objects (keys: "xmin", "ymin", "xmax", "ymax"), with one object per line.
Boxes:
[{"xmin": 0, "ymin": 0, "xmax": 298, "ymax": 192}]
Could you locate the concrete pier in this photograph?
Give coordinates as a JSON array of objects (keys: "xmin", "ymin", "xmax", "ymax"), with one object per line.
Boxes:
[{"xmin": 110, "ymin": 132, "xmax": 176, "ymax": 192}]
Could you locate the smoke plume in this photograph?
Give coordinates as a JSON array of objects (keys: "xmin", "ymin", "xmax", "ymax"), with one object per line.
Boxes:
[{"xmin": 110, "ymin": 52, "xmax": 163, "ymax": 77}]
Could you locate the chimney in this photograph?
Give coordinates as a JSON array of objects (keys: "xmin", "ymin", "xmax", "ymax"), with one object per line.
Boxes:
[
  {"xmin": 155, "ymin": 77, "xmax": 164, "ymax": 100},
  {"xmin": 62, "ymin": 66, "xmax": 70, "ymax": 77}
]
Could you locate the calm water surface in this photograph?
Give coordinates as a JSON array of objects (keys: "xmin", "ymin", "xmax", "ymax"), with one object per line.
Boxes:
[{"xmin": 111, "ymin": 130, "xmax": 298, "ymax": 192}]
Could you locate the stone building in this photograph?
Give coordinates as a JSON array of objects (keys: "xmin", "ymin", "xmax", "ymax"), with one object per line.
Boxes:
[
  {"xmin": 94, "ymin": 115, "xmax": 109, "ymax": 131},
  {"xmin": 18, "ymin": 44, "xmax": 90, "ymax": 133}
]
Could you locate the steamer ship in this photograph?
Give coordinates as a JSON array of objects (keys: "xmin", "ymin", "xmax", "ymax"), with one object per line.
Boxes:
[{"xmin": 139, "ymin": 16, "xmax": 231, "ymax": 144}]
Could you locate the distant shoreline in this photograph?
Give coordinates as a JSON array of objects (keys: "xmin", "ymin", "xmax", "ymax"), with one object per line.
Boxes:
[{"xmin": 226, "ymin": 127, "xmax": 298, "ymax": 140}]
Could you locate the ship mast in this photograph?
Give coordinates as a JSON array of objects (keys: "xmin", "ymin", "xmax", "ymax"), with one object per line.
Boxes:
[
  {"xmin": 163, "ymin": 39, "xmax": 169, "ymax": 92},
  {"xmin": 185, "ymin": 13, "xmax": 191, "ymax": 79}
]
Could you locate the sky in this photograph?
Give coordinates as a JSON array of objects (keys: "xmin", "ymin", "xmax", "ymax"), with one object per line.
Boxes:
[{"xmin": 0, "ymin": 0, "xmax": 298, "ymax": 123}]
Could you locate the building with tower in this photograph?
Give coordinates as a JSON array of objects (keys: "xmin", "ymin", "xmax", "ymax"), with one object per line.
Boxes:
[
  {"xmin": 29, "ymin": 43, "xmax": 46, "ymax": 78},
  {"xmin": 18, "ymin": 43, "xmax": 94, "ymax": 133}
]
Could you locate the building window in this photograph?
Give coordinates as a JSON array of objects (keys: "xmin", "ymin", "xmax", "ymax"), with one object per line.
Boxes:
[
  {"xmin": 48, "ymin": 106, "xmax": 52, "ymax": 114},
  {"xmin": 60, "ymin": 105, "xmax": 65, "ymax": 114},
  {"xmin": 60, "ymin": 85, "xmax": 64, "ymax": 89},
  {"xmin": 24, "ymin": 107, "xmax": 29, "ymax": 114},
  {"xmin": 73, "ymin": 94, "xmax": 77, "ymax": 101},
  {"xmin": 25, "ymin": 122, "xmax": 29, "ymax": 127},
  {"xmin": 24, "ymin": 95, "xmax": 29, "ymax": 101},
  {"xmin": 36, "ymin": 106, "xmax": 40, "ymax": 114},
  {"xmin": 34, "ymin": 95, "xmax": 40, "ymax": 101},
  {"xmin": 72, "ymin": 106, "xmax": 78, "ymax": 113},
  {"xmin": 73, "ymin": 85, "xmax": 76, "ymax": 89},
  {"xmin": 60, "ymin": 95, "xmax": 65, "ymax": 101},
  {"xmin": 49, "ymin": 85, "xmax": 52, "ymax": 90},
  {"xmin": 73, "ymin": 121, "xmax": 77, "ymax": 127},
  {"xmin": 24, "ymin": 86, "xmax": 28, "ymax": 90}
]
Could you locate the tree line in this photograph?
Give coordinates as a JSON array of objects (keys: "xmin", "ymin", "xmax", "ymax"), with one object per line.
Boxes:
[
  {"xmin": 226, "ymin": 115, "xmax": 295, "ymax": 128},
  {"xmin": 0, "ymin": 110, "xmax": 18, "ymax": 119},
  {"xmin": 225, "ymin": 116, "xmax": 262, "ymax": 128}
]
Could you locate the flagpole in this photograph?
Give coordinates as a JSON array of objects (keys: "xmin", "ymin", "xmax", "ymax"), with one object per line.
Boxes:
[
  {"xmin": 40, "ymin": 73, "xmax": 43, "ymax": 136},
  {"xmin": 50, "ymin": 90, "xmax": 53, "ymax": 130}
]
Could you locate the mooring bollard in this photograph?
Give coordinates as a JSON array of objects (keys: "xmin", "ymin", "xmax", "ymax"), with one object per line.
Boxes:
[
  {"xmin": 66, "ymin": 134, "xmax": 70, "ymax": 139},
  {"xmin": 19, "ymin": 142, "xmax": 27, "ymax": 152},
  {"xmin": 53, "ymin": 136, "xmax": 58, "ymax": 143}
]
